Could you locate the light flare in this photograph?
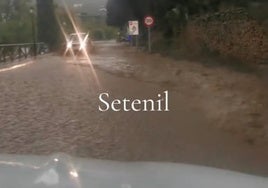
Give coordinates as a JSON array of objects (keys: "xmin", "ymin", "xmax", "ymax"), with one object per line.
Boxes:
[
  {"xmin": 68, "ymin": 163, "xmax": 82, "ymax": 188},
  {"xmin": 67, "ymin": 41, "xmax": 72, "ymax": 49},
  {"xmin": 79, "ymin": 33, "xmax": 88, "ymax": 50},
  {"xmin": 70, "ymin": 170, "xmax": 79, "ymax": 178},
  {"xmin": 58, "ymin": 0, "xmax": 100, "ymax": 87}
]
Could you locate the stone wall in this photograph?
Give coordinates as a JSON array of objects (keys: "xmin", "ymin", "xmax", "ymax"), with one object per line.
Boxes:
[{"xmin": 185, "ymin": 8, "xmax": 268, "ymax": 64}]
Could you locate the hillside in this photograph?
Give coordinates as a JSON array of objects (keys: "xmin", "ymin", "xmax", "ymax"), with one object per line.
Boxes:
[{"xmin": 55, "ymin": 0, "xmax": 107, "ymax": 16}]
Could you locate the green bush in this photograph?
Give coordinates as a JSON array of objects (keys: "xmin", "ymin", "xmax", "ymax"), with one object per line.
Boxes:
[
  {"xmin": 92, "ymin": 29, "xmax": 104, "ymax": 40},
  {"xmin": 0, "ymin": 21, "xmax": 32, "ymax": 44},
  {"xmin": 0, "ymin": 0, "xmax": 32, "ymax": 44}
]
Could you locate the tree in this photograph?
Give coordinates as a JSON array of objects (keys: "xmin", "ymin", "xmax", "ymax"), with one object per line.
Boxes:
[
  {"xmin": 106, "ymin": 0, "xmax": 132, "ymax": 28},
  {"xmin": 37, "ymin": 0, "xmax": 59, "ymax": 50},
  {"xmin": 0, "ymin": 0, "xmax": 32, "ymax": 43},
  {"xmin": 106, "ymin": 0, "xmax": 256, "ymax": 38},
  {"xmin": 106, "ymin": 0, "xmax": 152, "ymax": 28}
]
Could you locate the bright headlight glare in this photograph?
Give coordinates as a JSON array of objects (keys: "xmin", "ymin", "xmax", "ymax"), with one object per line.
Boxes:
[
  {"xmin": 80, "ymin": 42, "xmax": 86, "ymax": 50},
  {"xmin": 67, "ymin": 42, "xmax": 72, "ymax": 49}
]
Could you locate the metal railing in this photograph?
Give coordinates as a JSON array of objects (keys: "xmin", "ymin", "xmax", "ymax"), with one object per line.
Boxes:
[{"xmin": 0, "ymin": 43, "xmax": 48, "ymax": 63}]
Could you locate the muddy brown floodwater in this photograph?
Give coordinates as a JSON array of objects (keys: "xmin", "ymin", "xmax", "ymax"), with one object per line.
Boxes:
[{"xmin": 0, "ymin": 41, "xmax": 267, "ymax": 176}]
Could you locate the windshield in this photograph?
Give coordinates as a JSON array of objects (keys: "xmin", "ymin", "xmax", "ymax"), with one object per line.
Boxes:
[
  {"xmin": 69, "ymin": 33, "xmax": 86, "ymax": 42},
  {"xmin": 0, "ymin": 0, "xmax": 267, "ymax": 183}
]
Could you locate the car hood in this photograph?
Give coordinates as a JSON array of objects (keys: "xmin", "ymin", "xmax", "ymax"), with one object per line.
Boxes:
[{"xmin": 0, "ymin": 153, "xmax": 267, "ymax": 188}]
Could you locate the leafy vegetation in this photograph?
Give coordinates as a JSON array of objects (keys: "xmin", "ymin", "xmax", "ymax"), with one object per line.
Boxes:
[
  {"xmin": 37, "ymin": 0, "xmax": 59, "ymax": 50},
  {"xmin": 106, "ymin": 0, "xmax": 266, "ymax": 35},
  {"xmin": 56, "ymin": 6, "xmax": 118, "ymax": 41},
  {"xmin": 0, "ymin": 0, "xmax": 32, "ymax": 44},
  {"xmin": 82, "ymin": 16, "xmax": 118, "ymax": 40},
  {"xmin": 106, "ymin": 0, "xmax": 268, "ymax": 64}
]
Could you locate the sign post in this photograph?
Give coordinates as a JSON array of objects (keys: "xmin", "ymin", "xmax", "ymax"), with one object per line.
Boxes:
[
  {"xmin": 148, "ymin": 27, "xmax": 151, "ymax": 53},
  {"xmin": 144, "ymin": 16, "xmax": 154, "ymax": 53}
]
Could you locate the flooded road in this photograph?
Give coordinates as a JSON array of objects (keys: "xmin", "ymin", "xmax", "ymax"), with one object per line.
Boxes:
[{"xmin": 0, "ymin": 41, "xmax": 267, "ymax": 176}]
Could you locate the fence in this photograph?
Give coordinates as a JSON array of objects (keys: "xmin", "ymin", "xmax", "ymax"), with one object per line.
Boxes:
[{"xmin": 0, "ymin": 43, "xmax": 48, "ymax": 63}]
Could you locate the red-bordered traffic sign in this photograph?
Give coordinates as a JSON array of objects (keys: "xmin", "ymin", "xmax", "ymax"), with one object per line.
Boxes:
[{"xmin": 144, "ymin": 16, "xmax": 154, "ymax": 27}]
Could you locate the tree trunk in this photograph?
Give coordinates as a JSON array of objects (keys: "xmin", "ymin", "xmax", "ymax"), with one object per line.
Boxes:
[{"xmin": 36, "ymin": 0, "xmax": 59, "ymax": 51}]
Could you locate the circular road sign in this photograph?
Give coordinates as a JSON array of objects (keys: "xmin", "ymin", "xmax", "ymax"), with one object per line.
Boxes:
[{"xmin": 144, "ymin": 16, "xmax": 154, "ymax": 27}]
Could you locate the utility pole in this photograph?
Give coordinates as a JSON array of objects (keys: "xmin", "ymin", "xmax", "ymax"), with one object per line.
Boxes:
[{"xmin": 30, "ymin": 7, "xmax": 37, "ymax": 58}]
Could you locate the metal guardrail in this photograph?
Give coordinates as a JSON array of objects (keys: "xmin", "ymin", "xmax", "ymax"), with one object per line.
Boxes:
[{"xmin": 0, "ymin": 43, "xmax": 48, "ymax": 63}]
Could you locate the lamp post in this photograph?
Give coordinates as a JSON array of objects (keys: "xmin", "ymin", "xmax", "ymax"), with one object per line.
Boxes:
[{"xmin": 30, "ymin": 7, "xmax": 37, "ymax": 58}]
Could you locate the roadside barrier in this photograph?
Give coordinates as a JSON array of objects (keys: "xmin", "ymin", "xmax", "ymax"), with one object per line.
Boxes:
[{"xmin": 0, "ymin": 43, "xmax": 48, "ymax": 62}]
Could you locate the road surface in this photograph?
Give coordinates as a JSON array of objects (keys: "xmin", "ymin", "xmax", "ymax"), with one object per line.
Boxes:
[{"xmin": 0, "ymin": 41, "xmax": 267, "ymax": 176}]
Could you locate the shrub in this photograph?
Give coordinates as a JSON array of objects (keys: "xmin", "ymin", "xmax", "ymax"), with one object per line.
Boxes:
[{"xmin": 185, "ymin": 8, "xmax": 268, "ymax": 64}]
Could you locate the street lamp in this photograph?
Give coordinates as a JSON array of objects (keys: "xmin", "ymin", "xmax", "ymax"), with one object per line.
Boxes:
[{"xmin": 30, "ymin": 7, "xmax": 37, "ymax": 58}]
